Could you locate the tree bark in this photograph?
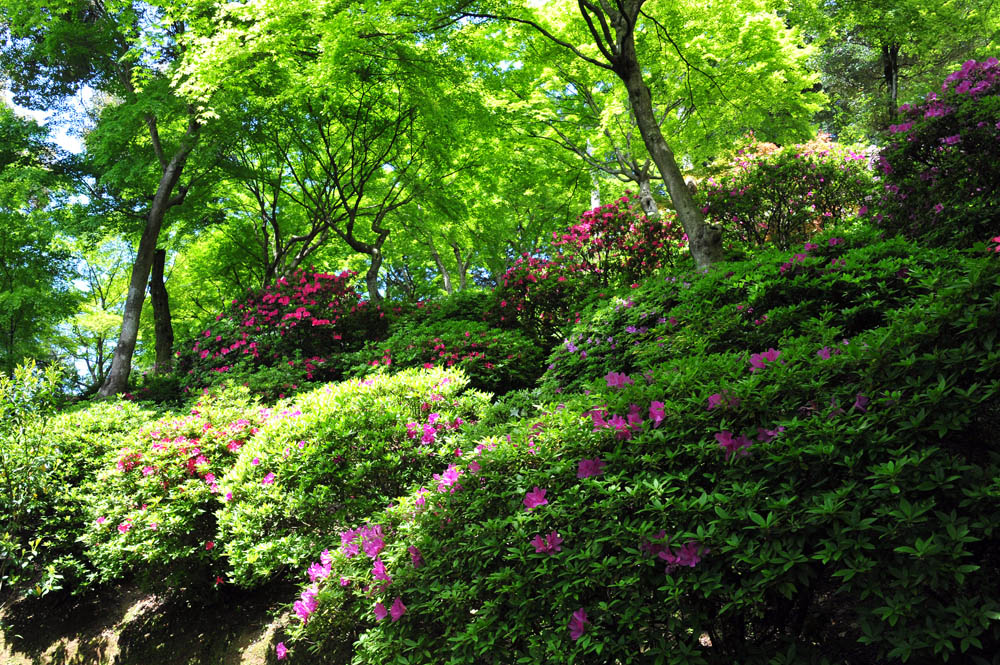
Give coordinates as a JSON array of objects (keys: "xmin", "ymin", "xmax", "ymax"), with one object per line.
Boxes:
[
  {"xmin": 365, "ymin": 247, "xmax": 383, "ymax": 305},
  {"xmin": 150, "ymin": 248, "xmax": 174, "ymax": 374},
  {"xmin": 428, "ymin": 238, "xmax": 454, "ymax": 294},
  {"xmin": 617, "ymin": 56, "xmax": 722, "ymax": 267},
  {"xmin": 882, "ymin": 42, "xmax": 900, "ymax": 120},
  {"xmin": 98, "ymin": 131, "xmax": 197, "ymax": 397},
  {"xmin": 638, "ymin": 177, "xmax": 658, "ymax": 217},
  {"xmin": 452, "ymin": 243, "xmax": 469, "ymax": 291}
]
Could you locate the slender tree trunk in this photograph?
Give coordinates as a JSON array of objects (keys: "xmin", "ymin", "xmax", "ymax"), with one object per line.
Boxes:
[
  {"xmin": 615, "ymin": 49, "xmax": 722, "ymax": 268},
  {"xmin": 428, "ymin": 238, "xmax": 454, "ymax": 294},
  {"xmin": 98, "ymin": 141, "xmax": 195, "ymax": 397},
  {"xmin": 150, "ymin": 248, "xmax": 174, "ymax": 374},
  {"xmin": 365, "ymin": 247, "xmax": 384, "ymax": 306},
  {"xmin": 638, "ymin": 177, "xmax": 658, "ymax": 217},
  {"xmin": 452, "ymin": 243, "xmax": 469, "ymax": 291},
  {"xmin": 882, "ymin": 42, "xmax": 900, "ymax": 120}
]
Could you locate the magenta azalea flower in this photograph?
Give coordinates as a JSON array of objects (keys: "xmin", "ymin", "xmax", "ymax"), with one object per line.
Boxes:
[
  {"xmin": 390, "ymin": 597, "xmax": 407, "ymax": 621},
  {"xmin": 853, "ymin": 393, "xmax": 870, "ymax": 413},
  {"xmin": 408, "ymin": 545, "xmax": 424, "ymax": 568},
  {"xmin": 568, "ymin": 608, "xmax": 590, "ymax": 640},
  {"xmin": 523, "ymin": 487, "xmax": 548, "ymax": 511},
  {"xmin": 372, "ymin": 558, "xmax": 392, "ymax": 582},
  {"xmin": 649, "ymin": 401, "xmax": 665, "ymax": 427},
  {"xmin": 261, "ymin": 471, "xmax": 276, "ymax": 485},
  {"xmin": 293, "ymin": 586, "xmax": 319, "ymax": 622},
  {"xmin": 715, "ymin": 431, "xmax": 753, "ymax": 461},
  {"xmin": 749, "ymin": 348, "xmax": 781, "ymax": 372},
  {"xmin": 374, "ymin": 602, "xmax": 388, "ymax": 621},
  {"xmin": 660, "ymin": 541, "xmax": 707, "ymax": 573},
  {"xmin": 605, "ymin": 371, "xmax": 634, "ymax": 389},
  {"xmin": 576, "ymin": 458, "xmax": 606, "ymax": 479},
  {"xmin": 276, "ymin": 642, "xmax": 287, "ymax": 660}
]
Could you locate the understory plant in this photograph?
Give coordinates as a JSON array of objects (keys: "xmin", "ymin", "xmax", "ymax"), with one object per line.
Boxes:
[
  {"xmin": 273, "ymin": 235, "xmax": 1000, "ymax": 665},
  {"xmin": 877, "ymin": 58, "xmax": 1000, "ymax": 247}
]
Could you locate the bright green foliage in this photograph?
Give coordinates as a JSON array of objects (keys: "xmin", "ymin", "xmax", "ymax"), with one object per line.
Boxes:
[
  {"xmin": 278, "ymin": 233, "xmax": 1000, "ymax": 664},
  {"xmin": 80, "ymin": 386, "xmax": 267, "ymax": 590},
  {"xmin": 699, "ymin": 135, "xmax": 874, "ymax": 250},
  {"xmin": 876, "ymin": 58, "xmax": 1000, "ymax": 247},
  {"xmin": 218, "ymin": 368, "xmax": 490, "ymax": 588},
  {"xmin": 348, "ymin": 320, "xmax": 545, "ymax": 394},
  {"xmin": 0, "ymin": 361, "xmax": 64, "ymax": 594}
]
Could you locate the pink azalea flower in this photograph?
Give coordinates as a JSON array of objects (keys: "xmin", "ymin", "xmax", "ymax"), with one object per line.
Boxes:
[
  {"xmin": 118, "ymin": 521, "xmax": 131, "ymax": 534},
  {"xmin": 523, "ymin": 487, "xmax": 548, "ymax": 511},
  {"xmin": 576, "ymin": 458, "xmax": 606, "ymax": 479},
  {"xmin": 715, "ymin": 431, "xmax": 753, "ymax": 461},
  {"xmin": 468, "ymin": 460, "xmax": 481, "ymax": 473},
  {"xmin": 649, "ymin": 401, "xmax": 665, "ymax": 427},
  {"xmin": 817, "ymin": 346, "xmax": 832, "ymax": 359},
  {"xmin": 251, "ymin": 457, "xmax": 260, "ymax": 466},
  {"xmin": 362, "ymin": 535, "xmax": 384, "ymax": 558},
  {"xmin": 206, "ymin": 541, "xmax": 214, "ymax": 550},
  {"xmin": 390, "ymin": 597, "xmax": 406, "ymax": 622},
  {"xmin": 96, "ymin": 516, "xmax": 107, "ymax": 525},
  {"xmin": 853, "ymin": 393, "xmax": 870, "ymax": 413},
  {"xmin": 372, "ymin": 559, "xmax": 392, "ymax": 582},
  {"xmin": 569, "ymin": 608, "xmax": 590, "ymax": 640},
  {"xmin": 374, "ymin": 602, "xmax": 388, "ymax": 621},
  {"xmin": 604, "ymin": 371, "xmax": 634, "ymax": 389},
  {"xmin": 261, "ymin": 472, "xmax": 276, "ymax": 485},
  {"xmin": 408, "ymin": 545, "xmax": 424, "ymax": 568},
  {"xmin": 276, "ymin": 642, "xmax": 287, "ymax": 660}
]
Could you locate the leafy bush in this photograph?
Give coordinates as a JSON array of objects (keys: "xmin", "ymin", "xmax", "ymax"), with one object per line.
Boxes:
[
  {"xmin": 175, "ymin": 269, "xmax": 386, "ymax": 390},
  {"xmin": 348, "ymin": 320, "xmax": 545, "ymax": 394},
  {"xmin": 491, "ymin": 253, "xmax": 589, "ymax": 343},
  {"xmin": 1, "ymin": 361, "xmax": 65, "ymax": 595},
  {"xmin": 700, "ymin": 134, "xmax": 873, "ymax": 250},
  {"xmin": 274, "ymin": 239, "xmax": 1000, "ymax": 665},
  {"xmin": 877, "ymin": 58, "xmax": 1000, "ymax": 247},
  {"xmin": 551, "ymin": 194, "xmax": 685, "ymax": 285},
  {"xmin": 543, "ymin": 228, "xmax": 961, "ymax": 392},
  {"xmin": 217, "ymin": 368, "xmax": 491, "ymax": 588},
  {"xmin": 80, "ymin": 386, "xmax": 267, "ymax": 591}
]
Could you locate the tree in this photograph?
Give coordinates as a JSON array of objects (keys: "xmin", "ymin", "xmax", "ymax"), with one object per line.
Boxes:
[
  {"xmin": 460, "ymin": 0, "xmax": 728, "ymax": 267},
  {"xmin": 0, "ymin": 0, "xmax": 209, "ymax": 395},
  {"xmin": 0, "ymin": 103, "xmax": 78, "ymax": 375}
]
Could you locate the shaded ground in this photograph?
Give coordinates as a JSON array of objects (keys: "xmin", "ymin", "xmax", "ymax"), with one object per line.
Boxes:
[{"xmin": 1, "ymin": 581, "xmax": 293, "ymax": 665}]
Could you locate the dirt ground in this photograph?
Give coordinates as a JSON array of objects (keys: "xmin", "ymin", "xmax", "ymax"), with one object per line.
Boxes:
[{"xmin": 0, "ymin": 581, "xmax": 293, "ymax": 665}]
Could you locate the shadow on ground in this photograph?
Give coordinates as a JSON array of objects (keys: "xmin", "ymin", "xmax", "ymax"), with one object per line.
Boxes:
[{"xmin": 1, "ymin": 580, "xmax": 294, "ymax": 665}]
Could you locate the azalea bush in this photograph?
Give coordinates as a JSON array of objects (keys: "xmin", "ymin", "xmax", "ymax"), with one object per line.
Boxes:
[
  {"xmin": 491, "ymin": 253, "xmax": 588, "ymax": 343},
  {"xmin": 272, "ymin": 240, "xmax": 1000, "ymax": 664},
  {"xmin": 700, "ymin": 134, "xmax": 873, "ymax": 250},
  {"xmin": 543, "ymin": 228, "xmax": 963, "ymax": 392},
  {"xmin": 877, "ymin": 58, "xmax": 1000, "ymax": 247},
  {"xmin": 347, "ymin": 320, "xmax": 545, "ymax": 394},
  {"xmin": 80, "ymin": 386, "xmax": 268, "ymax": 590},
  {"xmin": 217, "ymin": 368, "xmax": 491, "ymax": 588},
  {"xmin": 551, "ymin": 194, "xmax": 686, "ymax": 285},
  {"xmin": 175, "ymin": 269, "xmax": 386, "ymax": 390}
]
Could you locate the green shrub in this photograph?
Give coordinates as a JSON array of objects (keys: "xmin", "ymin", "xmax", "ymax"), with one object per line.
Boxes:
[
  {"xmin": 274, "ymin": 242, "xmax": 1000, "ymax": 665},
  {"xmin": 877, "ymin": 58, "xmax": 1000, "ymax": 247},
  {"xmin": 347, "ymin": 320, "xmax": 545, "ymax": 394},
  {"xmin": 1, "ymin": 361, "xmax": 64, "ymax": 595},
  {"xmin": 700, "ymin": 134, "xmax": 874, "ymax": 250},
  {"xmin": 79, "ymin": 386, "xmax": 267, "ymax": 591},
  {"xmin": 217, "ymin": 367, "xmax": 491, "ymax": 588},
  {"xmin": 542, "ymin": 228, "xmax": 962, "ymax": 392}
]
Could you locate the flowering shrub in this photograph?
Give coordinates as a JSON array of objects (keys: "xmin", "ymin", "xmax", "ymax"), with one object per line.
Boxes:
[
  {"xmin": 876, "ymin": 58, "xmax": 1000, "ymax": 246},
  {"xmin": 175, "ymin": 269, "xmax": 386, "ymax": 390},
  {"xmin": 80, "ymin": 386, "xmax": 268, "ymax": 589},
  {"xmin": 551, "ymin": 195, "xmax": 686, "ymax": 285},
  {"xmin": 217, "ymin": 368, "xmax": 490, "ymax": 587},
  {"xmin": 348, "ymin": 320, "xmax": 544, "ymax": 394},
  {"xmin": 491, "ymin": 253, "xmax": 588, "ymax": 343},
  {"xmin": 270, "ymin": 238, "xmax": 1000, "ymax": 664},
  {"xmin": 700, "ymin": 134, "xmax": 874, "ymax": 250},
  {"xmin": 543, "ymin": 228, "xmax": 962, "ymax": 392}
]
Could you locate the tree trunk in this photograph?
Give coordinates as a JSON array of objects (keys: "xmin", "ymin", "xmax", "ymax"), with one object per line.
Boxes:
[
  {"xmin": 98, "ymin": 142, "xmax": 195, "ymax": 397},
  {"xmin": 882, "ymin": 42, "xmax": 900, "ymax": 120},
  {"xmin": 615, "ymin": 51, "xmax": 722, "ymax": 268},
  {"xmin": 365, "ymin": 247, "xmax": 383, "ymax": 306},
  {"xmin": 428, "ymin": 238, "xmax": 453, "ymax": 294},
  {"xmin": 150, "ymin": 248, "xmax": 174, "ymax": 374},
  {"xmin": 638, "ymin": 177, "xmax": 658, "ymax": 217},
  {"xmin": 452, "ymin": 243, "xmax": 469, "ymax": 291}
]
